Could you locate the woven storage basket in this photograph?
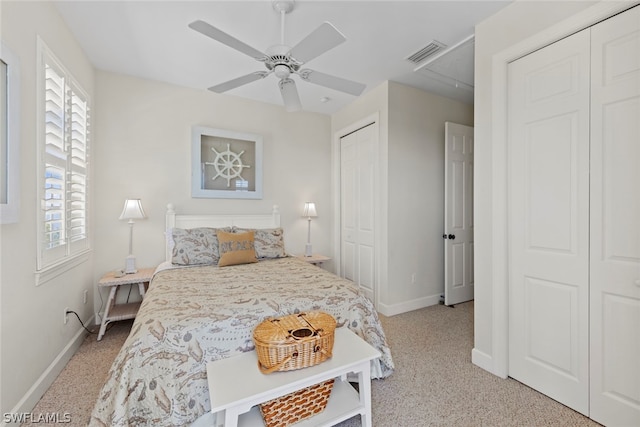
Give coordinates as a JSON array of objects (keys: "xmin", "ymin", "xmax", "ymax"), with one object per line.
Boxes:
[
  {"xmin": 253, "ymin": 311, "xmax": 336, "ymax": 374},
  {"xmin": 259, "ymin": 379, "xmax": 334, "ymax": 427}
]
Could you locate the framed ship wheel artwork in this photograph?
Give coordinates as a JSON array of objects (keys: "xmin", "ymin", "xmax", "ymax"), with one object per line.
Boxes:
[{"xmin": 191, "ymin": 126, "xmax": 263, "ymax": 199}]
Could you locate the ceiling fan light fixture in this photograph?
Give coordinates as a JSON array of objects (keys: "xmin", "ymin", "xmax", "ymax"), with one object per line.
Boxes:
[{"xmin": 274, "ymin": 64, "xmax": 291, "ymax": 79}]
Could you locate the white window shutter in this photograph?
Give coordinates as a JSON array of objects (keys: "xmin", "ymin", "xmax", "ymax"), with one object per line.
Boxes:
[
  {"xmin": 38, "ymin": 45, "xmax": 90, "ymax": 270},
  {"xmin": 68, "ymin": 87, "xmax": 89, "ymax": 250},
  {"xmin": 44, "ymin": 64, "xmax": 66, "ymax": 251}
]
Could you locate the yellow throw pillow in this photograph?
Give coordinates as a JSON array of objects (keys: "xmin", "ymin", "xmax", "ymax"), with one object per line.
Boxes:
[{"xmin": 217, "ymin": 230, "xmax": 258, "ymax": 267}]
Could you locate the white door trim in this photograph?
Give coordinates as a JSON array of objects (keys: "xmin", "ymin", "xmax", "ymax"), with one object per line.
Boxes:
[
  {"xmin": 485, "ymin": 0, "xmax": 636, "ymax": 379},
  {"xmin": 332, "ymin": 112, "xmax": 381, "ymax": 309}
]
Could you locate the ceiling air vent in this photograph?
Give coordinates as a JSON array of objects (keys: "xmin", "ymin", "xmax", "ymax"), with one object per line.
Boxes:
[{"xmin": 406, "ymin": 40, "xmax": 447, "ymax": 64}]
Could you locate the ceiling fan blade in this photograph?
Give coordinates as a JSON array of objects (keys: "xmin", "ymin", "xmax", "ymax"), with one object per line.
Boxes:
[
  {"xmin": 189, "ymin": 20, "xmax": 266, "ymax": 61},
  {"xmin": 289, "ymin": 22, "xmax": 346, "ymax": 64},
  {"xmin": 279, "ymin": 78, "xmax": 302, "ymax": 112},
  {"xmin": 298, "ymin": 69, "xmax": 365, "ymax": 96},
  {"xmin": 208, "ymin": 72, "xmax": 269, "ymax": 93}
]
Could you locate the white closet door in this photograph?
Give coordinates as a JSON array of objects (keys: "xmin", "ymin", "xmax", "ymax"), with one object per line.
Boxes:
[
  {"xmin": 590, "ymin": 6, "xmax": 640, "ymax": 426},
  {"xmin": 508, "ymin": 29, "xmax": 591, "ymax": 415},
  {"xmin": 341, "ymin": 124, "xmax": 376, "ymax": 302}
]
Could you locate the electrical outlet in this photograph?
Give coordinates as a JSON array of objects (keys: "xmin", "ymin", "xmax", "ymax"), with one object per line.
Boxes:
[
  {"xmin": 64, "ymin": 307, "xmax": 70, "ymax": 324},
  {"xmin": 83, "ymin": 289, "xmax": 88, "ymax": 304},
  {"xmin": 411, "ymin": 273, "xmax": 416, "ymax": 284}
]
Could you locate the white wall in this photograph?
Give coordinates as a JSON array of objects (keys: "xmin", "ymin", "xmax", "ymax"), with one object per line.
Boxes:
[
  {"xmin": 93, "ymin": 71, "xmax": 332, "ymax": 305},
  {"xmin": 387, "ymin": 81, "xmax": 473, "ymax": 309},
  {"xmin": 331, "ymin": 81, "xmax": 473, "ymax": 316},
  {"xmin": 0, "ymin": 0, "xmax": 95, "ymax": 417},
  {"xmin": 473, "ymin": 0, "xmax": 611, "ymax": 376}
]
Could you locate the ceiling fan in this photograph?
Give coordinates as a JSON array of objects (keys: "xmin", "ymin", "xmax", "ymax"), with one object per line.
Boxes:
[{"xmin": 189, "ymin": 0, "xmax": 366, "ymax": 112}]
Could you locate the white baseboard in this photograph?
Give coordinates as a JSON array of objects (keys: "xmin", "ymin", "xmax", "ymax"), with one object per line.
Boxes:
[
  {"xmin": 472, "ymin": 347, "xmax": 497, "ymax": 375},
  {"xmin": 2, "ymin": 316, "xmax": 93, "ymax": 426},
  {"xmin": 378, "ymin": 294, "xmax": 441, "ymax": 317}
]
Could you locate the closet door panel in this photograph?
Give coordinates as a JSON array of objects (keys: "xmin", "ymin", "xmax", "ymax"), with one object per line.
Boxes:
[
  {"xmin": 508, "ymin": 28, "xmax": 590, "ymax": 415},
  {"xmin": 525, "ymin": 113, "xmax": 580, "ymax": 255},
  {"xmin": 340, "ymin": 124, "xmax": 376, "ymax": 302},
  {"xmin": 357, "ymin": 129, "xmax": 375, "ymax": 299},
  {"xmin": 601, "ymin": 98, "xmax": 640, "ymax": 261},
  {"xmin": 357, "ymin": 136, "xmax": 375, "ymax": 236},
  {"xmin": 341, "ymin": 133, "xmax": 358, "ymax": 283},
  {"xmin": 590, "ymin": 6, "xmax": 640, "ymax": 426}
]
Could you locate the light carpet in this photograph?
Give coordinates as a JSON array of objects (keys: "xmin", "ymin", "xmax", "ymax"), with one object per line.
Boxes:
[{"xmin": 23, "ymin": 302, "xmax": 600, "ymax": 426}]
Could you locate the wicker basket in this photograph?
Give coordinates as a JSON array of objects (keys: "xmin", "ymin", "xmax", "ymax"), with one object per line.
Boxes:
[
  {"xmin": 253, "ymin": 312, "xmax": 336, "ymax": 374},
  {"xmin": 259, "ymin": 379, "xmax": 334, "ymax": 427}
]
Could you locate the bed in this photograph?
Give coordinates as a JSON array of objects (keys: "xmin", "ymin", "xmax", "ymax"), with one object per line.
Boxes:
[{"xmin": 89, "ymin": 204, "xmax": 394, "ymax": 426}]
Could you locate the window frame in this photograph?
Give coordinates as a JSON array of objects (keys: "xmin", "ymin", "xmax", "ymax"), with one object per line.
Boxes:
[
  {"xmin": 36, "ymin": 38, "xmax": 91, "ymax": 283},
  {"xmin": 0, "ymin": 41, "xmax": 20, "ymax": 224}
]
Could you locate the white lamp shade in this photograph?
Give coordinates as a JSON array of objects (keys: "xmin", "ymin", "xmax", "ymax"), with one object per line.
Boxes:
[
  {"xmin": 302, "ymin": 202, "xmax": 317, "ymax": 218},
  {"xmin": 119, "ymin": 199, "xmax": 147, "ymax": 220}
]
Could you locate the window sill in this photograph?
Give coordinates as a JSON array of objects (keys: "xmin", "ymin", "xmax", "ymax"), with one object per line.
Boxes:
[{"xmin": 35, "ymin": 250, "xmax": 91, "ymax": 286}]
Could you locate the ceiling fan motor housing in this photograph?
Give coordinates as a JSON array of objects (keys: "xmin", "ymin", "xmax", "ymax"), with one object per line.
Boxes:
[{"xmin": 265, "ymin": 44, "xmax": 300, "ymax": 79}]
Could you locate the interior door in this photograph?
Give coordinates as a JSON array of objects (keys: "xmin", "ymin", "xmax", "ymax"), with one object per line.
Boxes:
[
  {"xmin": 589, "ymin": 6, "xmax": 640, "ymax": 426},
  {"xmin": 341, "ymin": 123, "xmax": 376, "ymax": 302},
  {"xmin": 444, "ymin": 122, "xmax": 474, "ymax": 306},
  {"xmin": 508, "ymin": 29, "xmax": 591, "ymax": 415}
]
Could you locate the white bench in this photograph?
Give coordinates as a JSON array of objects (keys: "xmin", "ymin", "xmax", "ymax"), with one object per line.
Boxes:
[{"xmin": 205, "ymin": 327, "xmax": 381, "ymax": 427}]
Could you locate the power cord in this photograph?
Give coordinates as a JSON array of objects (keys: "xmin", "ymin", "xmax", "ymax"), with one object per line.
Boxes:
[{"xmin": 66, "ymin": 310, "xmax": 98, "ymax": 335}]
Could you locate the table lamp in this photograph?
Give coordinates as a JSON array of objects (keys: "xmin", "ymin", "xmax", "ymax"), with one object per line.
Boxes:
[
  {"xmin": 119, "ymin": 198, "xmax": 146, "ymax": 273},
  {"xmin": 302, "ymin": 202, "xmax": 317, "ymax": 257}
]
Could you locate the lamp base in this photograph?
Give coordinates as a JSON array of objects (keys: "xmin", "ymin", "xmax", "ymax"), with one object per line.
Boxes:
[
  {"xmin": 124, "ymin": 255, "xmax": 137, "ymax": 274},
  {"xmin": 305, "ymin": 243, "xmax": 313, "ymax": 257}
]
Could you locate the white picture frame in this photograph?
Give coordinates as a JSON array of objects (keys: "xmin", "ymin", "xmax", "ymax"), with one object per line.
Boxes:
[
  {"xmin": 191, "ymin": 126, "xmax": 263, "ymax": 199},
  {"xmin": 1, "ymin": 41, "xmax": 20, "ymax": 224}
]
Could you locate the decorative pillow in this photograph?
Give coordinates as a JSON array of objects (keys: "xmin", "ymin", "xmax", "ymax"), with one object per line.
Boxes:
[
  {"xmin": 234, "ymin": 227, "xmax": 287, "ymax": 259},
  {"xmin": 171, "ymin": 227, "xmax": 229, "ymax": 265},
  {"xmin": 217, "ymin": 230, "xmax": 258, "ymax": 267}
]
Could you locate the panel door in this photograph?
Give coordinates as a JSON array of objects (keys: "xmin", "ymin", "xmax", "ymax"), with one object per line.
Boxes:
[
  {"xmin": 444, "ymin": 122, "xmax": 474, "ymax": 306},
  {"xmin": 590, "ymin": 6, "xmax": 640, "ymax": 426},
  {"xmin": 341, "ymin": 132, "xmax": 358, "ymax": 285},
  {"xmin": 340, "ymin": 124, "xmax": 376, "ymax": 302},
  {"xmin": 508, "ymin": 29, "xmax": 591, "ymax": 415}
]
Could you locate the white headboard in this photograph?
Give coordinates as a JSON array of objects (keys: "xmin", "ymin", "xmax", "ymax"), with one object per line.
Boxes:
[{"xmin": 165, "ymin": 203, "xmax": 281, "ymax": 262}]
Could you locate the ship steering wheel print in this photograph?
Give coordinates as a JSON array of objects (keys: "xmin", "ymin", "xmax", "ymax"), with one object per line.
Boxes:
[{"xmin": 204, "ymin": 143, "xmax": 251, "ymax": 187}]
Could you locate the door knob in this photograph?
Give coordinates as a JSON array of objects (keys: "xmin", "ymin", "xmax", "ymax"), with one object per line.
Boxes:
[
  {"xmin": 442, "ymin": 234, "xmax": 448, "ymax": 239},
  {"xmin": 448, "ymin": 234, "xmax": 456, "ymax": 240}
]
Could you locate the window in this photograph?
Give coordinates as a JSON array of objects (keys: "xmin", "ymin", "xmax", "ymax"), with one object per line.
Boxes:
[{"xmin": 37, "ymin": 40, "xmax": 90, "ymax": 273}]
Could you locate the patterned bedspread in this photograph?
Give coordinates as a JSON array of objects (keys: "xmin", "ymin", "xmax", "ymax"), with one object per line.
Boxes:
[{"xmin": 89, "ymin": 257, "xmax": 394, "ymax": 426}]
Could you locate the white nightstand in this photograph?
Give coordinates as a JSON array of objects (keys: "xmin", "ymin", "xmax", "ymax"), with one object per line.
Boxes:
[
  {"xmin": 296, "ymin": 254, "xmax": 331, "ymax": 267},
  {"xmin": 97, "ymin": 267, "xmax": 155, "ymax": 341}
]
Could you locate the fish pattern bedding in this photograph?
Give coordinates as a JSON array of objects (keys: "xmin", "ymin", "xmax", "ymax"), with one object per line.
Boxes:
[{"xmin": 89, "ymin": 256, "xmax": 394, "ymax": 426}]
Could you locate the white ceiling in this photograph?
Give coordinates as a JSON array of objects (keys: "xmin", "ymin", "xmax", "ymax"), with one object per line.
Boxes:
[{"xmin": 54, "ymin": 0, "xmax": 512, "ymax": 115}]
